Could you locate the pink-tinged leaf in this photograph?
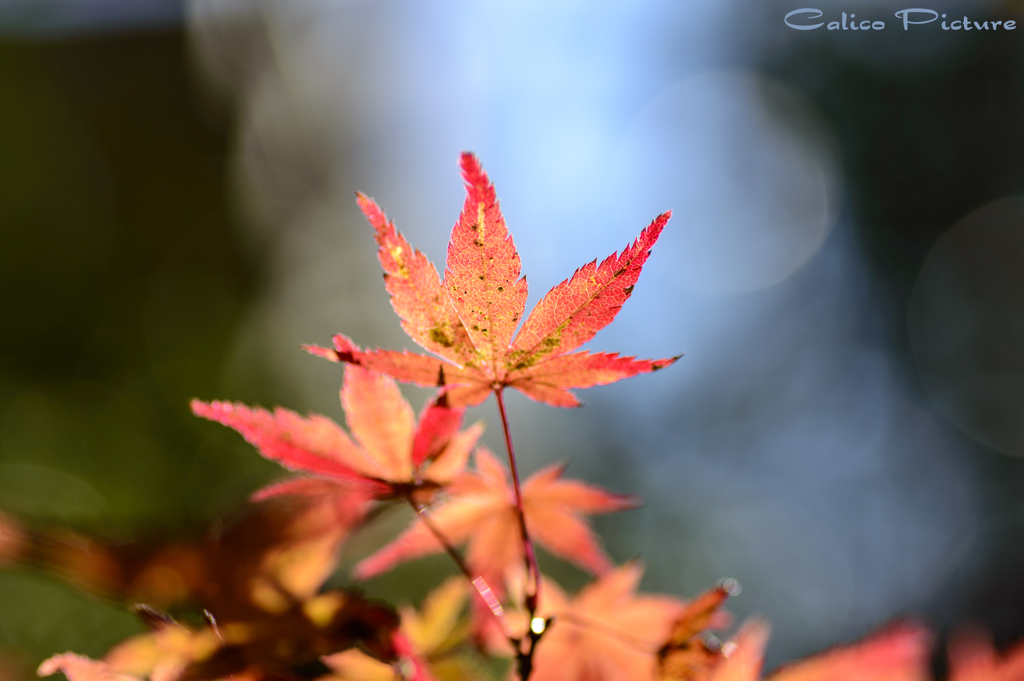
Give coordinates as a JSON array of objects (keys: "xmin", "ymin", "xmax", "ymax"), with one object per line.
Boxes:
[
  {"xmin": 358, "ymin": 192, "xmax": 477, "ymax": 367},
  {"xmin": 341, "ymin": 365, "xmax": 416, "ymax": 481},
  {"xmin": 190, "ymin": 400, "xmax": 381, "ymax": 484},
  {"xmin": 411, "ymin": 398, "xmax": 465, "ymax": 468},
  {"xmin": 512, "ymin": 211, "xmax": 669, "ymax": 364},
  {"xmin": 444, "ymin": 152, "xmax": 528, "ymax": 376},
  {"xmin": 768, "ymin": 621, "xmax": 931, "ymax": 681}
]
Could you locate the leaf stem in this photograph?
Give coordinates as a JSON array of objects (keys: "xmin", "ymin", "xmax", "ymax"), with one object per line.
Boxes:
[
  {"xmin": 405, "ymin": 496, "xmax": 512, "ymax": 640},
  {"xmin": 494, "ymin": 389, "xmax": 542, "ymax": 679}
]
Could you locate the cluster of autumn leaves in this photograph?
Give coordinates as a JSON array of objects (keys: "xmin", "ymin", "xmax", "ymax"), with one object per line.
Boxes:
[{"xmin": 8, "ymin": 154, "xmax": 1024, "ymax": 681}]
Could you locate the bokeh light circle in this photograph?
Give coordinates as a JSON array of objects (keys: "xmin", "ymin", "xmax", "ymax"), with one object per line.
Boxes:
[
  {"xmin": 620, "ymin": 72, "xmax": 840, "ymax": 294},
  {"xmin": 909, "ymin": 197, "xmax": 1024, "ymax": 456}
]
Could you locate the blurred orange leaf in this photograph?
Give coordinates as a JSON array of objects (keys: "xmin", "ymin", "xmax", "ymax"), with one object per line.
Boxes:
[{"xmin": 526, "ymin": 563, "xmax": 683, "ymax": 681}]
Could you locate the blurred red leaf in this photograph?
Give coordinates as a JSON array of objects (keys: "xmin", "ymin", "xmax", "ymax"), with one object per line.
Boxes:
[{"xmin": 353, "ymin": 447, "xmax": 635, "ymax": 584}]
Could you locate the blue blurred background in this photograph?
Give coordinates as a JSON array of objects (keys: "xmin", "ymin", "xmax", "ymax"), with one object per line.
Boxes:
[{"xmin": 2, "ymin": 0, "xmax": 1024, "ymax": 675}]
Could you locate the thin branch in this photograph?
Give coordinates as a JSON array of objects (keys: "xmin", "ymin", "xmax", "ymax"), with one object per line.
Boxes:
[
  {"xmin": 493, "ymin": 389, "xmax": 541, "ymax": 615},
  {"xmin": 405, "ymin": 496, "xmax": 513, "ymax": 640},
  {"xmin": 494, "ymin": 389, "xmax": 543, "ymax": 680}
]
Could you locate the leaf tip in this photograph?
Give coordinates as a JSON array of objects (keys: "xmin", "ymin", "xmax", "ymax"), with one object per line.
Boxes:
[
  {"xmin": 652, "ymin": 354, "xmax": 683, "ymax": 372},
  {"xmin": 302, "ymin": 334, "xmax": 361, "ymax": 364}
]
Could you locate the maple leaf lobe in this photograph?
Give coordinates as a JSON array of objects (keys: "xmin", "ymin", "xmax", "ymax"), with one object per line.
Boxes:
[
  {"xmin": 511, "ymin": 210, "xmax": 671, "ymax": 367},
  {"xmin": 356, "ymin": 190, "xmax": 476, "ymax": 368},
  {"xmin": 445, "ymin": 153, "xmax": 529, "ymax": 375}
]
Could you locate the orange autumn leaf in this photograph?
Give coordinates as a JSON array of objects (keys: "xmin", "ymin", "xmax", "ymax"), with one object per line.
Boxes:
[
  {"xmin": 192, "ymin": 364, "xmax": 483, "ymax": 501},
  {"xmin": 947, "ymin": 629, "xmax": 1024, "ymax": 681},
  {"xmin": 527, "ymin": 563, "xmax": 684, "ymax": 681},
  {"xmin": 353, "ymin": 447, "xmax": 635, "ymax": 583},
  {"xmin": 306, "ymin": 152, "xmax": 677, "ymax": 408}
]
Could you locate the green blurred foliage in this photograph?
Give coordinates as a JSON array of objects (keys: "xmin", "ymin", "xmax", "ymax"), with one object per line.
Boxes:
[{"xmin": 0, "ymin": 29, "xmax": 282, "ymax": 667}]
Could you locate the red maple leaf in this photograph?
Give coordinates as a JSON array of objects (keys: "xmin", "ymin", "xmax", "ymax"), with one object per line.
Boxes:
[
  {"xmin": 306, "ymin": 152, "xmax": 677, "ymax": 408},
  {"xmin": 352, "ymin": 447, "xmax": 636, "ymax": 584},
  {"xmin": 192, "ymin": 364, "xmax": 483, "ymax": 501}
]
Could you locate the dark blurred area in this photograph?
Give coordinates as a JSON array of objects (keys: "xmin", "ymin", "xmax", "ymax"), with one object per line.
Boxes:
[
  {"xmin": 2, "ymin": 1, "xmax": 1024, "ymax": 677},
  {"xmin": 757, "ymin": 6, "xmax": 1024, "ymax": 645},
  {"xmin": 0, "ymin": 23, "xmax": 285, "ymax": 669}
]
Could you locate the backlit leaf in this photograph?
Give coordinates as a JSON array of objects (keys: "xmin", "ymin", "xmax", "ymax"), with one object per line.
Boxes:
[{"xmin": 309, "ymin": 153, "xmax": 677, "ymax": 408}]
